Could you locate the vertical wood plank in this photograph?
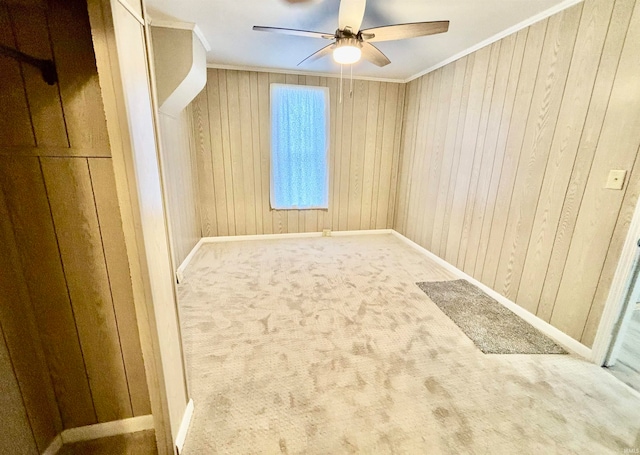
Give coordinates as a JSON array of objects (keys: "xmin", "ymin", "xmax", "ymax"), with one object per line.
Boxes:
[
  {"xmin": 338, "ymin": 76, "xmax": 354, "ymax": 231},
  {"xmin": 206, "ymin": 70, "xmax": 229, "ymax": 236},
  {"xmin": 0, "ymin": 186, "xmax": 60, "ymax": 451},
  {"xmin": 88, "ymin": 158, "xmax": 151, "ymax": 416},
  {"xmin": 474, "ymin": 29, "xmax": 529, "ymax": 278},
  {"xmin": 0, "ymin": 5, "xmax": 34, "ymax": 147},
  {"xmin": 347, "ymin": 79, "xmax": 368, "ymax": 230},
  {"xmin": 494, "ymin": 6, "xmax": 582, "ymax": 302},
  {"xmin": 330, "ymin": 76, "xmax": 344, "ymax": 230},
  {"xmin": 9, "ymin": 5, "xmax": 68, "ymax": 147},
  {"xmin": 457, "ymin": 42, "xmax": 501, "ymax": 271},
  {"xmin": 258, "ymin": 72, "xmax": 273, "ymax": 234},
  {"xmin": 226, "ymin": 71, "xmax": 247, "ymax": 234},
  {"xmin": 48, "ymin": 0, "xmax": 109, "ymax": 150},
  {"xmin": 550, "ymin": 0, "xmax": 640, "ymax": 339},
  {"xmin": 0, "ymin": 323, "xmax": 38, "ymax": 455},
  {"xmin": 517, "ymin": 0, "xmax": 614, "ymax": 313},
  {"xmin": 481, "ymin": 19, "xmax": 548, "ymax": 287},
  {"xmin": 41, "ymin": 157, "xmax": 132, "ymax": 422},
  {"xmin": 249, "ymin": 72, "xmax": 264, "ymax": 234},
  {"xmin": 415, "ymin": 70, "xmax": 441, "ymax": 247},
  {"xmin": 387, "ymin": 83, "xmax": 405, "ymax": 229},
  {"xmin": 377, "ymin": 83, "xmax": 399, "ymax": 229},
  {"xmin": 445, "ymin": 47, "xmax": 491, "ymax": 266},
  {"xmin": 440, "ymin": 56, "xmax": 474, "ymax": 257},
  {"xmin": 430, "ymin": 58, "xmax": 467, "ymax": 255},
  {"xmin": 238, "ymin": 71, "xmax": 257, "ymax": 235},
  {"xmin": 463, "ymin": 37, "xmax": 515, "ymax": 275},
  {"xmin": 538, "ymin": 0, "xmax": 635, "ymax": 321},
  {"xmin": 421, "ymin": 64, "xmax": 455, "ymax": 248},
  {"xmin": 193, "ymin": 82, "xmax": 218, "ymax": 237},
  {"xmin": 218, "ymin": 69, "xmax": 237, "ymax": 235},
  {"xmin": 0, "ymin": 156, "xmax": 95, "ymax": 428}
]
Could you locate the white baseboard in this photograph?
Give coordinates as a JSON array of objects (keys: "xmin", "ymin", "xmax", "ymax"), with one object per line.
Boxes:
[
  {"xmin": 199, "ymin": 229, "xmax": 392, "ymax": 244},
  {"xmin": 390, "ymin": 230, "xmax": 592, "ymax": 360},
  {"xmin": 60, "ymin": 415, "xmax": 155, "ymax": 445},
  {"xmin": 176, "ymin": 238, "xmax": 205, "ymax": 283},
  {"xmin": 201, "ymin": 231, "xmax": 322, "ymax": 243},
  {"xmin": 41, "ymin": 434, "xmax": 62, "ymax": 455},
  {"xmin": 175, "ymin": 399, "xmax": 194, "ymax": 454},
  {"xmin": 331, "ymin": 229, "xmax": 393, "ymax": 236}
]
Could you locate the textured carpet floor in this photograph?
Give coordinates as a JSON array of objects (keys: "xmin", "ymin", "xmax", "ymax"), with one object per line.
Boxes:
[
  {"xmin": 416, "ymin": 280, "xmax": 566, "ymax": 354},
  {"xmin": 178, "ymin": 234, "xmax": 640, "ymax": 454}
]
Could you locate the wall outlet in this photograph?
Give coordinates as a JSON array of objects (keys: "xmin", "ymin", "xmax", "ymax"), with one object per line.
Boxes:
[
  {"xmin": 605, "ymin": 170, "xmax": 626, "ymax": 190},
  {"xmin": 322, "ymin": 229, "xmax": 331, "ymax": 237}
]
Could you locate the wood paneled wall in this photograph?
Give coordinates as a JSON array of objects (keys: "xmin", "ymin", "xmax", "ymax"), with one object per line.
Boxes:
[
  {"xmin": 395, "ymin": 0, "xmax": 640, "ymax": 346},
  {"xmin": 158, "ymin": 110, "xmax": 201, "ymax": 267},
  {"xmin": 191, "ymin": 69, "xmax": 405, "ymax": 236},
  {"xmin": 0, "ymin": 0, "xmax": 150, "ymax": 451}
]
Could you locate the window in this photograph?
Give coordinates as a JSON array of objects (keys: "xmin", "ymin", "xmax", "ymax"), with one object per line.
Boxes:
[{"xmin": 270, "ymin": 84, "xmax": 329, "ymax": 210}]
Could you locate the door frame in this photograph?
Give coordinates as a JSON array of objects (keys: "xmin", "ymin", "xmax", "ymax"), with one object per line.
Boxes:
[{"xmin": 592, "ymin": 194, "xmax": 640, "ymax": 365}]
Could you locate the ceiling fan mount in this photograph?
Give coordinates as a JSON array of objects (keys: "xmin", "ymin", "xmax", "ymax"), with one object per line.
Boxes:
[{"xmin": 254, "ymin": 0, "xmax": 449, "ymax": 68}]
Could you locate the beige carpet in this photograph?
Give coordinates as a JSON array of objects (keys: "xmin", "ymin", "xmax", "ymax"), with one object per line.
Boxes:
[{"xmin": 178, "ymin": 234, "xmax": 640, "ymax": 454}]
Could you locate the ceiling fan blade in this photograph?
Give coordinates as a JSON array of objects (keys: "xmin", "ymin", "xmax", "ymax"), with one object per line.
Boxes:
[
  {"xmin": 361, "ymin": 21, "xmax": 449, "ymax": 42},
  {"xmin": 298, "ymin": 42, "xmax": 335, "ymax": 66},
  {"xmin": 253, "ymin": 26, "xmax": 333, "ymax": 40},
  {"xmin": 338, "ymin": 0, "xmax": 366, "ymax": 32},
  {"xmin": 360, "ymin": 42, "xmax": 390, "ymax": 67}
]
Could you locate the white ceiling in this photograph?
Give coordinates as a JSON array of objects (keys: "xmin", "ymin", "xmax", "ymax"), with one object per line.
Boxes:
[{"xmin": 146, "ymin": 0, "xmax": 580, "ymax": 82}]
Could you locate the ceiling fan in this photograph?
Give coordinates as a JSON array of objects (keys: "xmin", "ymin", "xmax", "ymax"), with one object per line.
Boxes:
[{"xmin": 253, "ymin": 0, "xmax": 449, "ymax": 67}]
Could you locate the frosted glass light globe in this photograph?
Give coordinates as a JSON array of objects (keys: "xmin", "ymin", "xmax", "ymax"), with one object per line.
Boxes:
[{"xmin": 333, "ymin": 40, "xmax": 361, "ymax": 64}]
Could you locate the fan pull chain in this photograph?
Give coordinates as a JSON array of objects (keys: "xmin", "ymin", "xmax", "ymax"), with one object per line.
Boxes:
[
  {"xmin": 350, "ymin": 64, "xmax": 353, "ymax": 99},
  {"xmin": 339, "ymin": 64, "xmax": 343, "ymax": 104}
]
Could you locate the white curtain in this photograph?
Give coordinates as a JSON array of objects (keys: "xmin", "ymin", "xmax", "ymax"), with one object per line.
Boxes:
[{"xmin": 270, "ymin": 84, "xmax": 329, "ymax": 210}]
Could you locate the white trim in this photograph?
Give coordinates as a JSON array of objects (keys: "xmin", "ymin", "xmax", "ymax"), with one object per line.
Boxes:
[
  {"xmin": 175, "ymin": 399, "xmax": 194, "ymax": 454},
  {"xmin": 199, "ymin": 229, "xmax": 392, "ymax": 244},
  {"xmin": 60, "ymin": 415, "xmax": 155, "ymax": 444},
  {"xmin": 390, "ymin": 230, "xmax": 592, "ymax": 359},
  {"xmin": 331, "ymin": 229, "xmax": 393, "ymax": 236},
  {"xmin": 404, "ymin": 0, "xmax": 584, "ymax": 82},
  {"xmin": 176, "ymin": 238, "xmax": 205, "ymax": 283},
  {"xmin": 41, "ymin": 434, "xmax": 63, "ymax": 455},
  {"xmin": 116, "ymin": 0, "xmax": 144, "ymax": 25},
  {"xmin": 201, "ymin": 232, "xmax": 322, "ymax": 243},
  {"xmin": 148, "ymin": 19, "xmax": 212, "ymax": 51},
  {"xmin": 592, "ymin": 194, "xmax": 640, "ymax": 365},
  {"xmin": 205, "ymin": 62, "xmax": 405, "ymax": 84}
]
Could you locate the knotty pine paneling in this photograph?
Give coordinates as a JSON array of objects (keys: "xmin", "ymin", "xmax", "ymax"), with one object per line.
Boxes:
[
  {"xmin": 395, "ymin": 0, "xmax": 640, "ymax": 346},
  {"xmin": 192, "ymin": 69, "xmax": 405, "ymax": 236},
  {"xmin": 0, "ymin": 0, "xmax": 150, "ymax": 450}
]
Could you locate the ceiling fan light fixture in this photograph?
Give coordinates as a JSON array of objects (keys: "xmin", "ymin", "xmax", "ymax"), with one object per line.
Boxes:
[{"xmin": 333, "ymin": 38, "xmax": 361, "ymax": 64}]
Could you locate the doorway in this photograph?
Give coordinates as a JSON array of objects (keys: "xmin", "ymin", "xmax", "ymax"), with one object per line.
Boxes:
[{"xmin": 605, "ymin": 242, "xmax": 640, "ymax": 392}]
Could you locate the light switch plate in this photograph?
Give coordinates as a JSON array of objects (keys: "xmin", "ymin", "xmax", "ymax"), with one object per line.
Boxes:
[{"xmin": 606, "ymin": 170, "xmax": 626, "ymax": 190}]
